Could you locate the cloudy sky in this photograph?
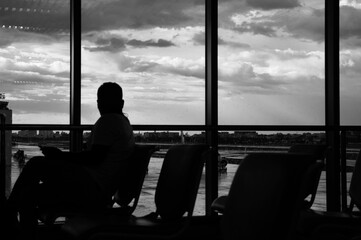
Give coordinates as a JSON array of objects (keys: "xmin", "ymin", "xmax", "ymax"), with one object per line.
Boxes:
[{"xmin": 0, "ymin": 0, "xmax": 360, "ymax": 125}]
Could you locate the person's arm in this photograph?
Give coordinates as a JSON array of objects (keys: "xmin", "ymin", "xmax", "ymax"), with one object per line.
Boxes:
[
  {"xmin": 40, "ymin": 145, "xmax": 110, "ymax": 165},
  {"xmin": 63, "ymin": 144, "xmax": 110, "ymax": 165}
]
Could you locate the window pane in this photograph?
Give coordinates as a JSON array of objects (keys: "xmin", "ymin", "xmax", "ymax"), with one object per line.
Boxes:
[
  {"xmin": 9, "ymin": 130, "xmax": 70, "ymax": 196},
  {"xmin": 131, "ymin": 131, "xmax": 206, "ymax": 216},
  {"xmin": 218, "ymin": 0, "xmax": 325, "ymax": 125},
  {"xmin": 344, "ymin": 131, "xmax": 361, "ymax": 208},
  {"xmin": 81, "ymin": 1, "xmax": 205, "ymax": 125},
  {"xmin": 0, "ymin": 0, "xmax": 70, "ymax": 124},
  {"xmin": 218, "ymin": 131, "xmax": 327, "ymax": 211},
  {"xmin": 340, "ymin": 0, "xmax": 361, "ymax": 125}
]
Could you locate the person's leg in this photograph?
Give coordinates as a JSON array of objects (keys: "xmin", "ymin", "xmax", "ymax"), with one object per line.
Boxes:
[
  {"xmin": 7, "ymin": 156, "xmax": 104, "ymax": 239},
  {"xmin": 7, "ymin": 156, "xmax": 46, "ymax": 207},
  {"xmin": 6, "ymin": 156, "xmax": 47, "ymax": 239}
]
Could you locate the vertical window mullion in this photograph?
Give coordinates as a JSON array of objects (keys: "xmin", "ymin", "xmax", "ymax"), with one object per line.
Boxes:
[
  {"xmin": 205, "ymin": 0, "xmax": 218, "ymax": 215},
  {"xmin": 325, "ymin": 0, "xmax": 341, "ymax": 211},
  {"xmin": 70, "ymin": 0, "xmax": 82, "ymax": 152}
]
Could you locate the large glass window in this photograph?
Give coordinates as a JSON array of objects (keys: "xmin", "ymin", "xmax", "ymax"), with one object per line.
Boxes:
[
  {"xmin": 340, "ymin": 0, "xmax": 361, "ymax": 125},
  {"xmin": 81, "ymin": 1, "xmax": 206, "ymax": 125},
  {"xmin": 218, "ymin": 0, "xmax": 325, "ymax": 125},
  {"xmin": 0, "ymin": 0, "xmax": 70, "ymax": 124},
  {"xmin": 217, "ymin": 130, "xmax": 327, "ymax": 210},
  {"xmin": 1, "ymin": 0, "xmax": 359, "ymax": 215}
]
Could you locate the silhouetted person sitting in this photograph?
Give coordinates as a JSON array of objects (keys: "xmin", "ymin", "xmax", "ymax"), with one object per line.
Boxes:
[{"xmin": 5, "ymin": 82, "xmax": 135, "ymax": 239}]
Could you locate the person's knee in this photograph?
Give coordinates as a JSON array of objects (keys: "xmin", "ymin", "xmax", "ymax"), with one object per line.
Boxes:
[{"xmin": 25, "ymin": 156, "xmax": 46, "ymax": 169}]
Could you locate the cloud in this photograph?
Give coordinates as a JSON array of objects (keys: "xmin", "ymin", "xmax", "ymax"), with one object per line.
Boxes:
[
  {"xmin": 192, "ymin": 32, "xmax": 205, "ymax": 45},
  {"xmin": 1, "ymin": 0, "xmax": 326, "ymax": 47},
  {"xmin": 0, "ymin": 28, "xmax": 61, "ymax": 48},
  {"xmin": 219, "ymin": 62, "xmax": 289, "ymax": 94},
  {"xmin": 277, "ymin": 8, "xmax": 324, "ymax": 42},
  {"xmin": 127, "ymin": 39, "xmax": 175, "ymax": 48},
  {"xmin": 245, "ymin": 0, "xmax": 301, "ymax": 10},
  {"xmin": 340, "ymin": 50, "xmax": 361, "ymax": 97},
  {"xmin": 82, "ymin": 0, "xmax": 204, "ymax": 32},
  {"xmin": 1, "ymin": 0, "xmax": 204, "ymax": 39},
  {"xmin": 0, "ymin": 37, "xmax": 13, "ymax": 48},
  {"xmin": 274, "ymin": 48, "xmax": 321, "ymax": 60},
  {"xmin": 218, "ymin": 0, "xmax": 301, "ymax": 29},
  {"xmin": 231, "ymin": 7, "xmax": 324, "ymax": 42},
  {"xmin": 9, "ymin": 98, "xmax": 68, "ymax": 115},
  {"xmin": 116, "ymin": 54, "xmax": 205, "ymax": 80},
  {"xmin": 84, "ymin": 35, "xmax": 176, "ymax": 52},
  {"xmin": 340, "ymin": 5, "xmax": 361, "ymax": 46},
  {"xmin": 341, "ymin": 37, "xmax": 361, "ymax": 49},
  {"xmin": 193, "ymin": 31, "xmax": 251, "ymax": 48},
  {"xmin": 0, "ymin": 44, "xmax": 70, "ymax": 110},
  {"xmin": 84, "ymin": 37, "xmax": 127, "ymax": 52},
  {"xmin": 234, "ymin": 21, "xmax": 278, "ymax": 37},
  {"xmin": 0, "ymin": 50, "xmax": 69, "ymax": 84},
  {"xmin": 218, "ymin": 47, "xmax": 324, "ymax": 96}
]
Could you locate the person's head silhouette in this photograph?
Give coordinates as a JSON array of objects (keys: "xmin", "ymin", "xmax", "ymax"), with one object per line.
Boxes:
[{"xmin": 97, "ymin": 82, "xmax": 124, "ymax": 115}]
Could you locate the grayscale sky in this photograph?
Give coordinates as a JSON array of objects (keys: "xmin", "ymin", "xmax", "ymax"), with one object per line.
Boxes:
[{"xmin": 0, "ymin": 0, "xmax": 360, "ymax": 125}]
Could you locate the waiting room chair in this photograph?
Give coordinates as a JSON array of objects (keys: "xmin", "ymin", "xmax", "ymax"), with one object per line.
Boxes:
[
  {"xmin": 211, "ymin": 144, "xmax": 328, "ymax": 214},
  {"xmin": 288, "ymin": 144, "xmax": 329, "ymax": 209},
  {"xmin": 61, "ymin": 144, "xmax": 210, "ymax": 240},
  {"xmin": 296, "ymin": 148, "xmax": 361, "ymax": 240},
  {"xmin": 37, "ymin": 144, "xmax": 158, "ymax": 225},
  {"xmin": 221, "ymin": 152, "xmax": 318, "ymax": 240}
]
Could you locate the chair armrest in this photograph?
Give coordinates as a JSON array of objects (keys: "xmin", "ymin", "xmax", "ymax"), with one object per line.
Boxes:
[{"xmin": 211, "ymin": 195, "xmax": 228, "ymax": 214}]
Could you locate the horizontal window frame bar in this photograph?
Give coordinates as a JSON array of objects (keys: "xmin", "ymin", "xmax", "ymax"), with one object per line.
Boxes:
[{"xmin": 3, "ymin": 124, "xmax": 361, "ymax": 132}]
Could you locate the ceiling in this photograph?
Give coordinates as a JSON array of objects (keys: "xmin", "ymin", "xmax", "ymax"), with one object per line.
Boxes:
[{"xmin": 0, "ymin": 0, "xmax": 103, "ymax": 34}]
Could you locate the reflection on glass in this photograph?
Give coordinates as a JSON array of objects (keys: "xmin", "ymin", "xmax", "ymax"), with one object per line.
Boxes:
[
  {"xmin": 81, "ymin": 1, "xmax": 205, "ymax": 125},
  {"xmin": 218, "ymin": 0, "xmax": 325, "ymax": 125},
  {"xmin": 340, "ymin": 1, "xmax": 361, "ymax": 125},
  {"xmin": 0, "ymin": 0, "xmax": 70, "ymax": 124}
]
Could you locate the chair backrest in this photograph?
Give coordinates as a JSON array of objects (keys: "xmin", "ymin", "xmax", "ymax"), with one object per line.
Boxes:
[
  {"xmin": 154, "ymin": 144, "xmax": 209, "ymax": 221},
  {"xmin": 113, "ymin": 144, "xmax": 157, "ymax": 213},
  {"xmin": 288, "ymin": 144, "xmax": 329, "ymax": 209},
  {"xmin": 348, "ymin": 148, "xmax": 361, "ymax": 211},
  {"xmin": 221, "ymin": 152, "xmax": 316, "ymax": 240}
]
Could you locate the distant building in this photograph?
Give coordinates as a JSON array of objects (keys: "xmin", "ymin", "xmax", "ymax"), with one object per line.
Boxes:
[
  {"xmin": 38, "ymin": 130, "xmax": 54, "ymax": 139},
  {"xmin": 234, "ymin": 131, "xmax": 258, "ymax": 138},
  {"xmin": 144, "ymin": 131, "xmax": 180, "ymax": 139},
  {"xmin": 219, "ymin": 132, "xmax": 230, "ymax": 137},
  {"xmin": 18, "ymin": 130, "xmax": 37, "ymax": 138}
]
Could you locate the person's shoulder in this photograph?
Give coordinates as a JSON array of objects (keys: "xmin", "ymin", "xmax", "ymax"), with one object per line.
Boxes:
[{"xmin": 98, "ymin": 114, "xmax": 131, "ymax": 126}]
